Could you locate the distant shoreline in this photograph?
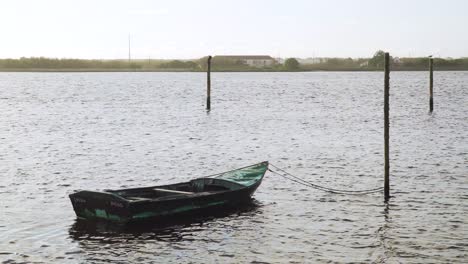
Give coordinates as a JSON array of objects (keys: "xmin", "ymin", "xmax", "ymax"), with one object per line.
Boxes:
[
  {"xmin": 1, "ymin": 68, "xmax": 467, "ymax": 73},
  {"xmin": 2, "ymin": 55, "xmax": 468, "ymax": 72}
]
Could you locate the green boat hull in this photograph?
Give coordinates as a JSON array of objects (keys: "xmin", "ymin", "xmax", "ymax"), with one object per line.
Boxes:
[{"xmin": 69, "ymin": 162, "xmax": 268, "ymax": 224}]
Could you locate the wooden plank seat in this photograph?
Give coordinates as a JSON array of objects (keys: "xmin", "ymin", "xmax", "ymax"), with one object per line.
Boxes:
[
  {"xmin": 152, "ymin": 188, "xmax": 194, "ymax": 195},
  {"xmin": 127, "ymin": 196, "xmax": 151, "ymax": 201}
]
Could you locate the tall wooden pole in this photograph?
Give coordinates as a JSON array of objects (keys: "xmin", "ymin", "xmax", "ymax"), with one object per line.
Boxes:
[
  {"xmin": 384, "ymin": 52, "xmax": 390, "ymax": 202},
  {"xmin": 207, "ymin": 56, "xmax": 212, "ymax": 111},
  {"xmin": 429, "ymin": 58, "xmax": 434, "ymax": 113}
]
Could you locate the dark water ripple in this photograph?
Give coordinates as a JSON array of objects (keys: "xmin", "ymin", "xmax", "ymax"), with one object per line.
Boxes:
[{"xmin": 0, "ymin": 72, "xmax": 467, "ymax": 263}]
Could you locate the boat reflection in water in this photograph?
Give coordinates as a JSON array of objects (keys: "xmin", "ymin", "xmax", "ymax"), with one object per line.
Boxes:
[{"xmin": 68, "ymin": 200, "xmax": 262, "ymax": 242}]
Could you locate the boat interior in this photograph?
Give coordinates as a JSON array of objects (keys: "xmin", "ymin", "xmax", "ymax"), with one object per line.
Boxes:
[{"xmin": 108, "ymin": 178, "xmax": 245, "ymax": 201}]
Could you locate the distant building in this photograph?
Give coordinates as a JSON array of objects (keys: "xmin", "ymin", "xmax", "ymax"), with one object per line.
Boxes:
[
  {"xmin": 297, "ymin": 58, "xmax": 328, "ymax": 64},
  {"xmin": 359, "ymin": 61, "xmax": 369, "ymax": 67},
  {"xmin": 214, "ymin": 55, "xmax": 276, "ymax": 67}
]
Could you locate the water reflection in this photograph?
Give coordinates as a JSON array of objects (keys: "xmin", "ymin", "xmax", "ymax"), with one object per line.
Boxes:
[
  {"xmin": 67, "ymin": 201, "xmax": 265, "ymax": 262},
  {"xmin": 69, "ymin": 200, "xmax": 261, "ymax": 243},
  {"xmin": 377, "ymin": 202, "xmax": 395, "ymax": 263}
]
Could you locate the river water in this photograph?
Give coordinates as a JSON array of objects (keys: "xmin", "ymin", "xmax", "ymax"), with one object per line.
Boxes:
[{"xmin": 0, "ymin": 72, "xmax": 466, "ymax": 263}]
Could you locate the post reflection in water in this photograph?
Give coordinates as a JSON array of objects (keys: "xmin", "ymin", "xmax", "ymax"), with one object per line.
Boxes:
[{"xmin": 377, "ymin": 202, "xmax": 396, "ymax": 262}]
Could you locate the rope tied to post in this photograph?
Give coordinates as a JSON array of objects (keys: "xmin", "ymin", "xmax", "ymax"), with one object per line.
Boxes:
[{"xmin": 268, "ymin": 163, "xmax": 384, "ymax": 195}]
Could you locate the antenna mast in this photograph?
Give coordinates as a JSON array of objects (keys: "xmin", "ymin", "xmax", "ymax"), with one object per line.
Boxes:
[{"xmin": 128, "ymin": 34, "xmax": 131, "ymax": 63}]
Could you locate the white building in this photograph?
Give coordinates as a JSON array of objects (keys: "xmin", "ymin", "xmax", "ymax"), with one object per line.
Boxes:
[
  {"xmin": 215, "ymin": 55, "xmax": 276, "ymax": 67},
  {"xmin": 298, "ymin": 57, "xmax": 328, "ymax": 64}
]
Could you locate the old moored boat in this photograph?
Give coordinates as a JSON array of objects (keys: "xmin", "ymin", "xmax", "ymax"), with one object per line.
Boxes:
[{"xmin": 69, "ymin": 161, "xmax": 268, "ymax": 224}]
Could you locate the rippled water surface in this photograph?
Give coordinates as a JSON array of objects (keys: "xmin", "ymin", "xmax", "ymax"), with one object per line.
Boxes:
[{"xmin": 0, "ymin": 72, "xmax": 467, "ymax": 263}]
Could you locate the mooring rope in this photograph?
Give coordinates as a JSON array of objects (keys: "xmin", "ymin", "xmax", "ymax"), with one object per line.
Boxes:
[{"xmin": 268, "ymin": 163, "xmax": 384, "ymax": 195}]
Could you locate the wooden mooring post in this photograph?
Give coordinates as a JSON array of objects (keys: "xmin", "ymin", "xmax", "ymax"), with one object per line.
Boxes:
[
  {"xmin": 384, "ymin": 52, "xmax": 390, "ymax": 202},
  {"xmin": 429, "ymin": 57, "xmax": 434, "ymax": 113},
  {"xmin": 206, "ymin": 56, "xmax": 212, "ymax": 111}
]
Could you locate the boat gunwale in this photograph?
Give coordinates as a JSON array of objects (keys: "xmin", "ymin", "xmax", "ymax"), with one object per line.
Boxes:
[
  {"xmin": 71, "ymin": 161, "xmax": 268, "ymax": 203},
  {"xmin": 105, "ymin": 161, "xmax": 268, "ymax": 193}
]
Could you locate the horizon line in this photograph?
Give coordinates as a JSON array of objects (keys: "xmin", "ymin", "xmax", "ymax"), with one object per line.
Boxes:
[{"xmin": 1, "ymin": 55, "xmax": 467, "ymax": 60}]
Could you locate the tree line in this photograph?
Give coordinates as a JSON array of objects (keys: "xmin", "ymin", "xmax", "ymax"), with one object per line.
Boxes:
[
  {"xmin": 0, "ymin": 57, "xmax": 199, "ymax": 70},
  {"xmin": 1, "ymin": 52, "xmax": 467, "ymax": 71}
]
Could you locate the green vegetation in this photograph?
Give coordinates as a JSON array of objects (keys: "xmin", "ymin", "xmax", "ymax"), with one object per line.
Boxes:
[
  {"xmin": 1, "ymin": 52, "xmax": 468, "ymax": 72},
  {"xmin": 284, "ymin": 58, "xmax": 300, "ymax": 70},
  {"xmin": 158, "ymin": 60, "xmax": 198, "ymax": 69},
  {"xmin": 299, "ymin": 51, "xmax": 468, "ymax": 71},
  {"xmin": 0, "ymin": 57, "xmax": 200, "ymax": 71},
  {"xmin": 198, "ymin": 56, "xmax": 282, "ymax": 71},
  {"xmin": 198, "ymin": 56, "xmax": 248, "ymax": 71},
  {"xmin": 368, "ymin": 50, "xmax": 388, "ymax": 69}
]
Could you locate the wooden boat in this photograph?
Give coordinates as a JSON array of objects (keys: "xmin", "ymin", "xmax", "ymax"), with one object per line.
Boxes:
[{"xmin": 69, "ymin": 161, "xmax": 268, "ymax": 224}]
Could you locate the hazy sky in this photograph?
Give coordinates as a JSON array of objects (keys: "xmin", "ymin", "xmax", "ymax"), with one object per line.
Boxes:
[{"xmin": 1, "ymin": 0, "xmax": 467, "ymax": 59}]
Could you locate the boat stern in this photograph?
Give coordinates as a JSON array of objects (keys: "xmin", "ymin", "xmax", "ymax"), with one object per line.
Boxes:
[{"xmin": 69, "ymin": 191, "xmax": 131, "ymax": 223}]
